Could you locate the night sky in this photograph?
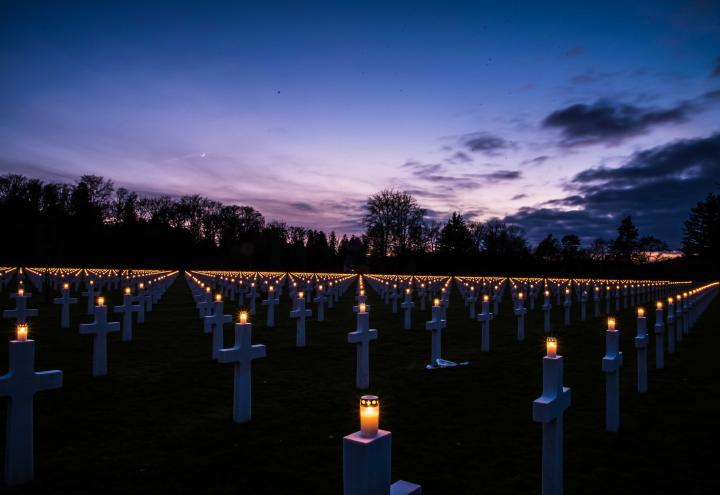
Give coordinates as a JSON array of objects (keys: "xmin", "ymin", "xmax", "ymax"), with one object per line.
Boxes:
[{"xmin": 1, "ymin": 1, "xmax": 719, "ymax": 247}]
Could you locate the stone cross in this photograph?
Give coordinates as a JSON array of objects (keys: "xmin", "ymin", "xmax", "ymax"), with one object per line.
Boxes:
[
  {"xmin": 347, "ymin": 307, "xmax": 378, "ymax": 389},
  {"xmin": 135, "ymin": 285, "xmax": 147, "ymax": 323},
  {"xmin": 0, "ymin": 337, "xmax": 62, "ymax": 485},
  {"xmin": 81, "ymin": 281, "xmax": 98, "ymax": 314},
  {"xmin": 262, "ymin": 288, "xmax": 279, "ymax": 327},
  {"xmin": 290, "ymin": 293, "xmax": 312, "ymax": 347},
  {"xmin": 672, "ymin": 297, "xmax": 682, "ymax": 344},
  {"xmin": 3, "ymin": 291, "xmax": 38, "ymax": 324},
  {"xmin": 79, "ymin": 302, "xmax": 120, "ymax": 376},
  {"xmin": 563, "ymin": 289, "xmax": 571, "ymax": 326},
  {"xmin": 248, "ymin": 284, "xmax": 258, "ymax": 315},
  {"xmin": 217, "ymin": 320, "xmax": 266, "ymax": 423},
  {"xmin": 196, "ymin": 289, "xmax": 213, "ymax": 318},
  {"xmin": 533, "ymin": 345, "xmax": 571, "ymax": 495},
  {"xmin": 400, "ymin": 290, "xmax": 414, "ymax": 330},
  {"xmin": 514, "ymin": 294, "xmax": 527, "ymax": 341},
  {"xmin": 425, "ymin": 301, "xmax": 446, "ymax": 367},
  {"xmin": 542, "ymin": 291, "xmax": 552, "ymax": 334},
  {"xmin": 114, "ymin": 290, "xmax": 141, "ymax": 341},
  {"xmin": 654, "ymin": 304, "xmax": 665, "ymax": 369},
  {"xmin": 580, "ymin": 290, "xmax": 588, "ymax": 321},
  {"xmin": 418, "ymin": 284, "xmax": 427, "ymax": 311},
  {"xmin": 635, "ymin": 310, "xmax": 648, "ymax": 393},
  {"xmin": 53, "ymin": 285, "xmax": 77, "ymax": 328},
  {"xmin": 593, "ymin": 287, "xmax": 601, "ymax": 317},
  {"xmin": 204, "ymin": 298, "xmax": 232, "ymax": 360},
  {"xmin": 314, "ymin": 286, "xmax": 328, "ymax": 322},
  {"xmin": 466, "ymin": 287, "xmax": 477, "ymax": 319},
  {"xmin": 601, "ymin": 320, "xmax": 623, "ymax": 432},
  {"xmin": 477, "ymin": 296, "xmax": 494, "ymax": 352},
  {"xmin": 666, "ymin": 299, "xmax": 676, "ymax": 354},
  {"xmin": 389, "ymin": 286, "xmax": 399, "ymax": 314}
]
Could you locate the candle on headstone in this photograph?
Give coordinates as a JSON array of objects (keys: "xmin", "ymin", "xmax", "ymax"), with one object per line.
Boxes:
[
  {"xmin": 359, "ymin": 303, "xmax": 367, "ymax": 313},
  {"xmin": 360, "ymin": 395, "xmax": 380, "ymax": 438},
  {"xmin": 215, "ymin": 294, "xmax": 222, "ymax": 302},
  {"xmin": 239, "ymin": 311, "xmax": 248, "ymax": 324},
  {"xmin": 16, "ymin": 323, "xmax": 28, "ymax": 342},
  {"xmin": 97, "ymin": 297, "xmax": 105, "ymax": 307},
  {"xmin": 608, "ymin": 317, "xmax": 616, "ymax": 331},
  {"xmin": 125, "ymin": 287, "xmax": 131, "ymax": 295},
  {"xmin": 433, "ymin": 298, "xmax": 439, "ymax": 307},
  {"xmin": 63, "ymin": 283, "xmax": 69, "ymax": 290},
  {"xmin": 546, "ymin": 337, "xmax": 557, "ymax": 358},
  {"xmin": 18, "ymin": 288, "xmax": 24, "ymax": 296}
]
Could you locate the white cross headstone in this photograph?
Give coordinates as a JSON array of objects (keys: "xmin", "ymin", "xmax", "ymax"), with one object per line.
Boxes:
[
  {"xmin": 353, "ymin": 293, "xmax": 370, "ymax": 313},
  {"xmin": 0, "ymin": 334, "xmax": 62, "ymax": 485},
  {"xmin": 563, "ymin": 290, "xmax": 571, "ymax": 326},
  {"xmin": 53, "ymin": 284, "xmax": 77, "ymax": 329},
  {"xmin": 601, "ymin": 319, "xmax": 623, "ymax": 432},
  {"xmin": 79, "ymin": 301, "xmax": 120, "ymax": 376},
  {"xmin": 400, "ymin": 290, "xmax": 414, "ymax": 330},
  {"xmin": 389, "ymin": 287, "xmax": 399, "ymax": 314},
  {"xmin": 114, "ymin": 290, "xmax": 141, "ymax": 342},
  {"xmin": 3, "ymin": 291, "xmax": 38, "ymax": 324},
  {"xmin": 425, "ymin": 301, "xmax": 446, "ymax": 368},
  {"xmin": 81, "ymin": 281, "xmax": 98, "ymax": 314},
  {"xmin": 666, "ymin": 299, "xmax": 676, "ymax": 354},
  {"xmin": 204, "ymin": 298, "xmax": 232, "ymax": 360},
  {"xmin": 290, "ymin": 293, "xmax": 312, "ymax": 347},
  {"xmin": 514, "ymin": 294, "xmax": 527, "ymax": 341},
  {"xmin": 542, "ymin": 291, "xmax": 552, "ymax": 334},
  {"xmin": 635, "ymin": 310, "xmax": 648, "ymax": 393},
  {"xmin": 217, "ymin": 318, "xmax": 266, "ymax": 423},
  {"xmin": 262, "ymin": 288, "xmax": 279, "ymax": 327},
  {"xmin": 466, "ymin": 288, "xmax": 477, "ymax": 319},
  {"xmin": 593, "ymin": 287, "xmax": 601, "ymax": 317},
  {"xmin": 135, "ymin": 285, "xmax": 147, "ymax": 323},
  {"xmin": 314, "ymin": 286, "xmax": 328, "ymax": 322},
  {"xmin": 654, "ymin": 304, "xmax": 664, "ymax": 369},
  {"xmin": 477, "ymin": 296, "xmax": 494, "ymax": 352},
  {"xmin": 533, "ymin": 340, "xmax": 571, "ymax": 495},
  {"xmin": 347, "ymin": 306, "xmax": 378, "ymax": 389},
  {"xmin": 580, "ymin": 290, "xmax": 587, "ymax": 321}
]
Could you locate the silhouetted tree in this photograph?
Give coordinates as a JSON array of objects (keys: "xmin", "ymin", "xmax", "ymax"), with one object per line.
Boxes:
[{"xmin": 683, "ymin": 193, "xmax": 720, "ymax": 259}]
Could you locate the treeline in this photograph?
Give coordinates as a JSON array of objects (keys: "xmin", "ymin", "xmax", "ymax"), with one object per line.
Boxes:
[
  {"xmin": 1, "ymin": 175, "xmax": 717, "ymax": 279},
  {"xmin": 0, "ymin": 174, "xmax": 366, "ymax": 270}
]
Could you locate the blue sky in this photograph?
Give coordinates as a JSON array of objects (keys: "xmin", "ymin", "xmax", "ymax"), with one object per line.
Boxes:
[{"xmin": 1, "ymin": 0, "xmax": 719, "ymax": 246}]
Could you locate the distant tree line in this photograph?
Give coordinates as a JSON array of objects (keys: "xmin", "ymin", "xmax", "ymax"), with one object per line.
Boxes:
[{"xmin": 1, "ymin": 174, "xmax": 717, "ymax": 279}]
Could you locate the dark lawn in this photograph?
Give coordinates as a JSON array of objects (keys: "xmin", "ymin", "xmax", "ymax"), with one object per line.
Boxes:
[{"xmin": 1, "ymin": 276, "xmax": 718, "ymax": 494}]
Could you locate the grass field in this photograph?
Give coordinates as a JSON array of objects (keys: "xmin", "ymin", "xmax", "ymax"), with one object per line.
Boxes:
[{"xmin": 1, "ymin": 275, "xmax": 718, "ymax": 494}]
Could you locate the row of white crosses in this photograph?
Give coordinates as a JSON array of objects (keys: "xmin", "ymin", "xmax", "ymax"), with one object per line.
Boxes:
[
  {"xmin": 185, "ymin": 272, "xmax": 266, "ymax": 423},
  {"xmin": 1, "ymin": 268, "xmax": 177, "ymax": 486},
  {"xmin": 534, "ymin": 281, "xmax": 719, "ymax": 495}
]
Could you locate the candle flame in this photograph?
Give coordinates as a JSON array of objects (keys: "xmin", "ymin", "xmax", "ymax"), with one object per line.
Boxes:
[{"xmin": 16, "ymin": 323, "xmax": 28, "ymax": 341}]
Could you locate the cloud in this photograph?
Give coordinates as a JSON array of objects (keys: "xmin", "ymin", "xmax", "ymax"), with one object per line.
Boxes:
[
  {"xmin": 505, "ymin": 133, "xmax": 720, "ymax": 246},
  {"xmin": 520, "ymin": 155, "xmax": 550, "ymax": 166},
  {"xmin": 445, "ymin": 151, "xmax": 473, "ymax": 164},
  {"xmin": 511, "ymin": 193, "xmax": 528, "ymax": 200},
  {"xmin": 542, "ymin": 92, "xmax": 720, "ymax": 146},
  {"xmin": 474, "ymin": 170, "xmax": 522, "ymax": 182},
  {"xmin": 459, "ymin": 132, "xmax": 515, "ymax": 155},
  {"xmin": 289, "ymin": 202, "xmax": 317, "ymax": 212}
]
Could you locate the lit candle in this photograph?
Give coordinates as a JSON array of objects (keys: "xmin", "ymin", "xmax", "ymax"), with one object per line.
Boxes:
[
  {"xmin": 433, "ymin": 298, "xmax": 440, "ymax": 307},
  {"xmin": 656, "ymin": 301, "xmax": 663, "ymax": 310},
  {"xmin": 63, "ymin": 283, "xmax": 69, "ymax": 290},
  {"xmin": 215, "ymin": 294, "xmax": 222, "ymax": 302},
  {"xmin": 269, "ymin": 286, "xmax": 274, "ymax": 293},
  {"xmin": 637, "ymin": 307, "xmax": 645, "ymax": 317},
  {"xmin": 239, "ymin": 311, "xmax": 248, "ymax": 324},
  {"xmin": 139, "ymin": 283, "xmax": 144, "ymax": 289},
  {"xmin": 298, "ymin": 291, "xmax": 304, "ymax": 299},
  {"xmin": 518, "ymin": 292, "xmax": 524, "ymax": 300},
  {"xmin": 18, "ymin": 288, "xmax": 24, "ymax": 296},
  {"xmin": 608, "ymin": 317, "xmax": 616, "ymax": 331},
  {"xmin": 97, "ymin": 296, "xmax": 105, "ymax": 307},
  {"xmin": 125, "ymin": 287, "xmax": 131, "ymax": 295},
  {"xmin": 360, "ymin": 290, "xmax": 365, "ymax": 296},
  {"xmin": 546, "ymin": 337, "xmax": 557, "ymax": 358},
  {"xmin": 359, "ymin": 303, "xmax": 366, "ymax": 313},
  {"xmin": 16, "ymin": 323, "xmax": 28, "ymax": 342},
  {"xmin": 359, "ymin": 395, "xmax": 380, "ymax": 438}
]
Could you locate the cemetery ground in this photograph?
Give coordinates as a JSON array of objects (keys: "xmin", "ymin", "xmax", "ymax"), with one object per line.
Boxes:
[{"xmin": 1, "ymin": 277, "xmax": 719, "ymax": 494}]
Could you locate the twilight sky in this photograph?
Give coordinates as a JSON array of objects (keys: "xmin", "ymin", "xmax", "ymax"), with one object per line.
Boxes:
[{"xmin": 1, "ymin": 0, "xmax": 719, "ymax": 247}]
